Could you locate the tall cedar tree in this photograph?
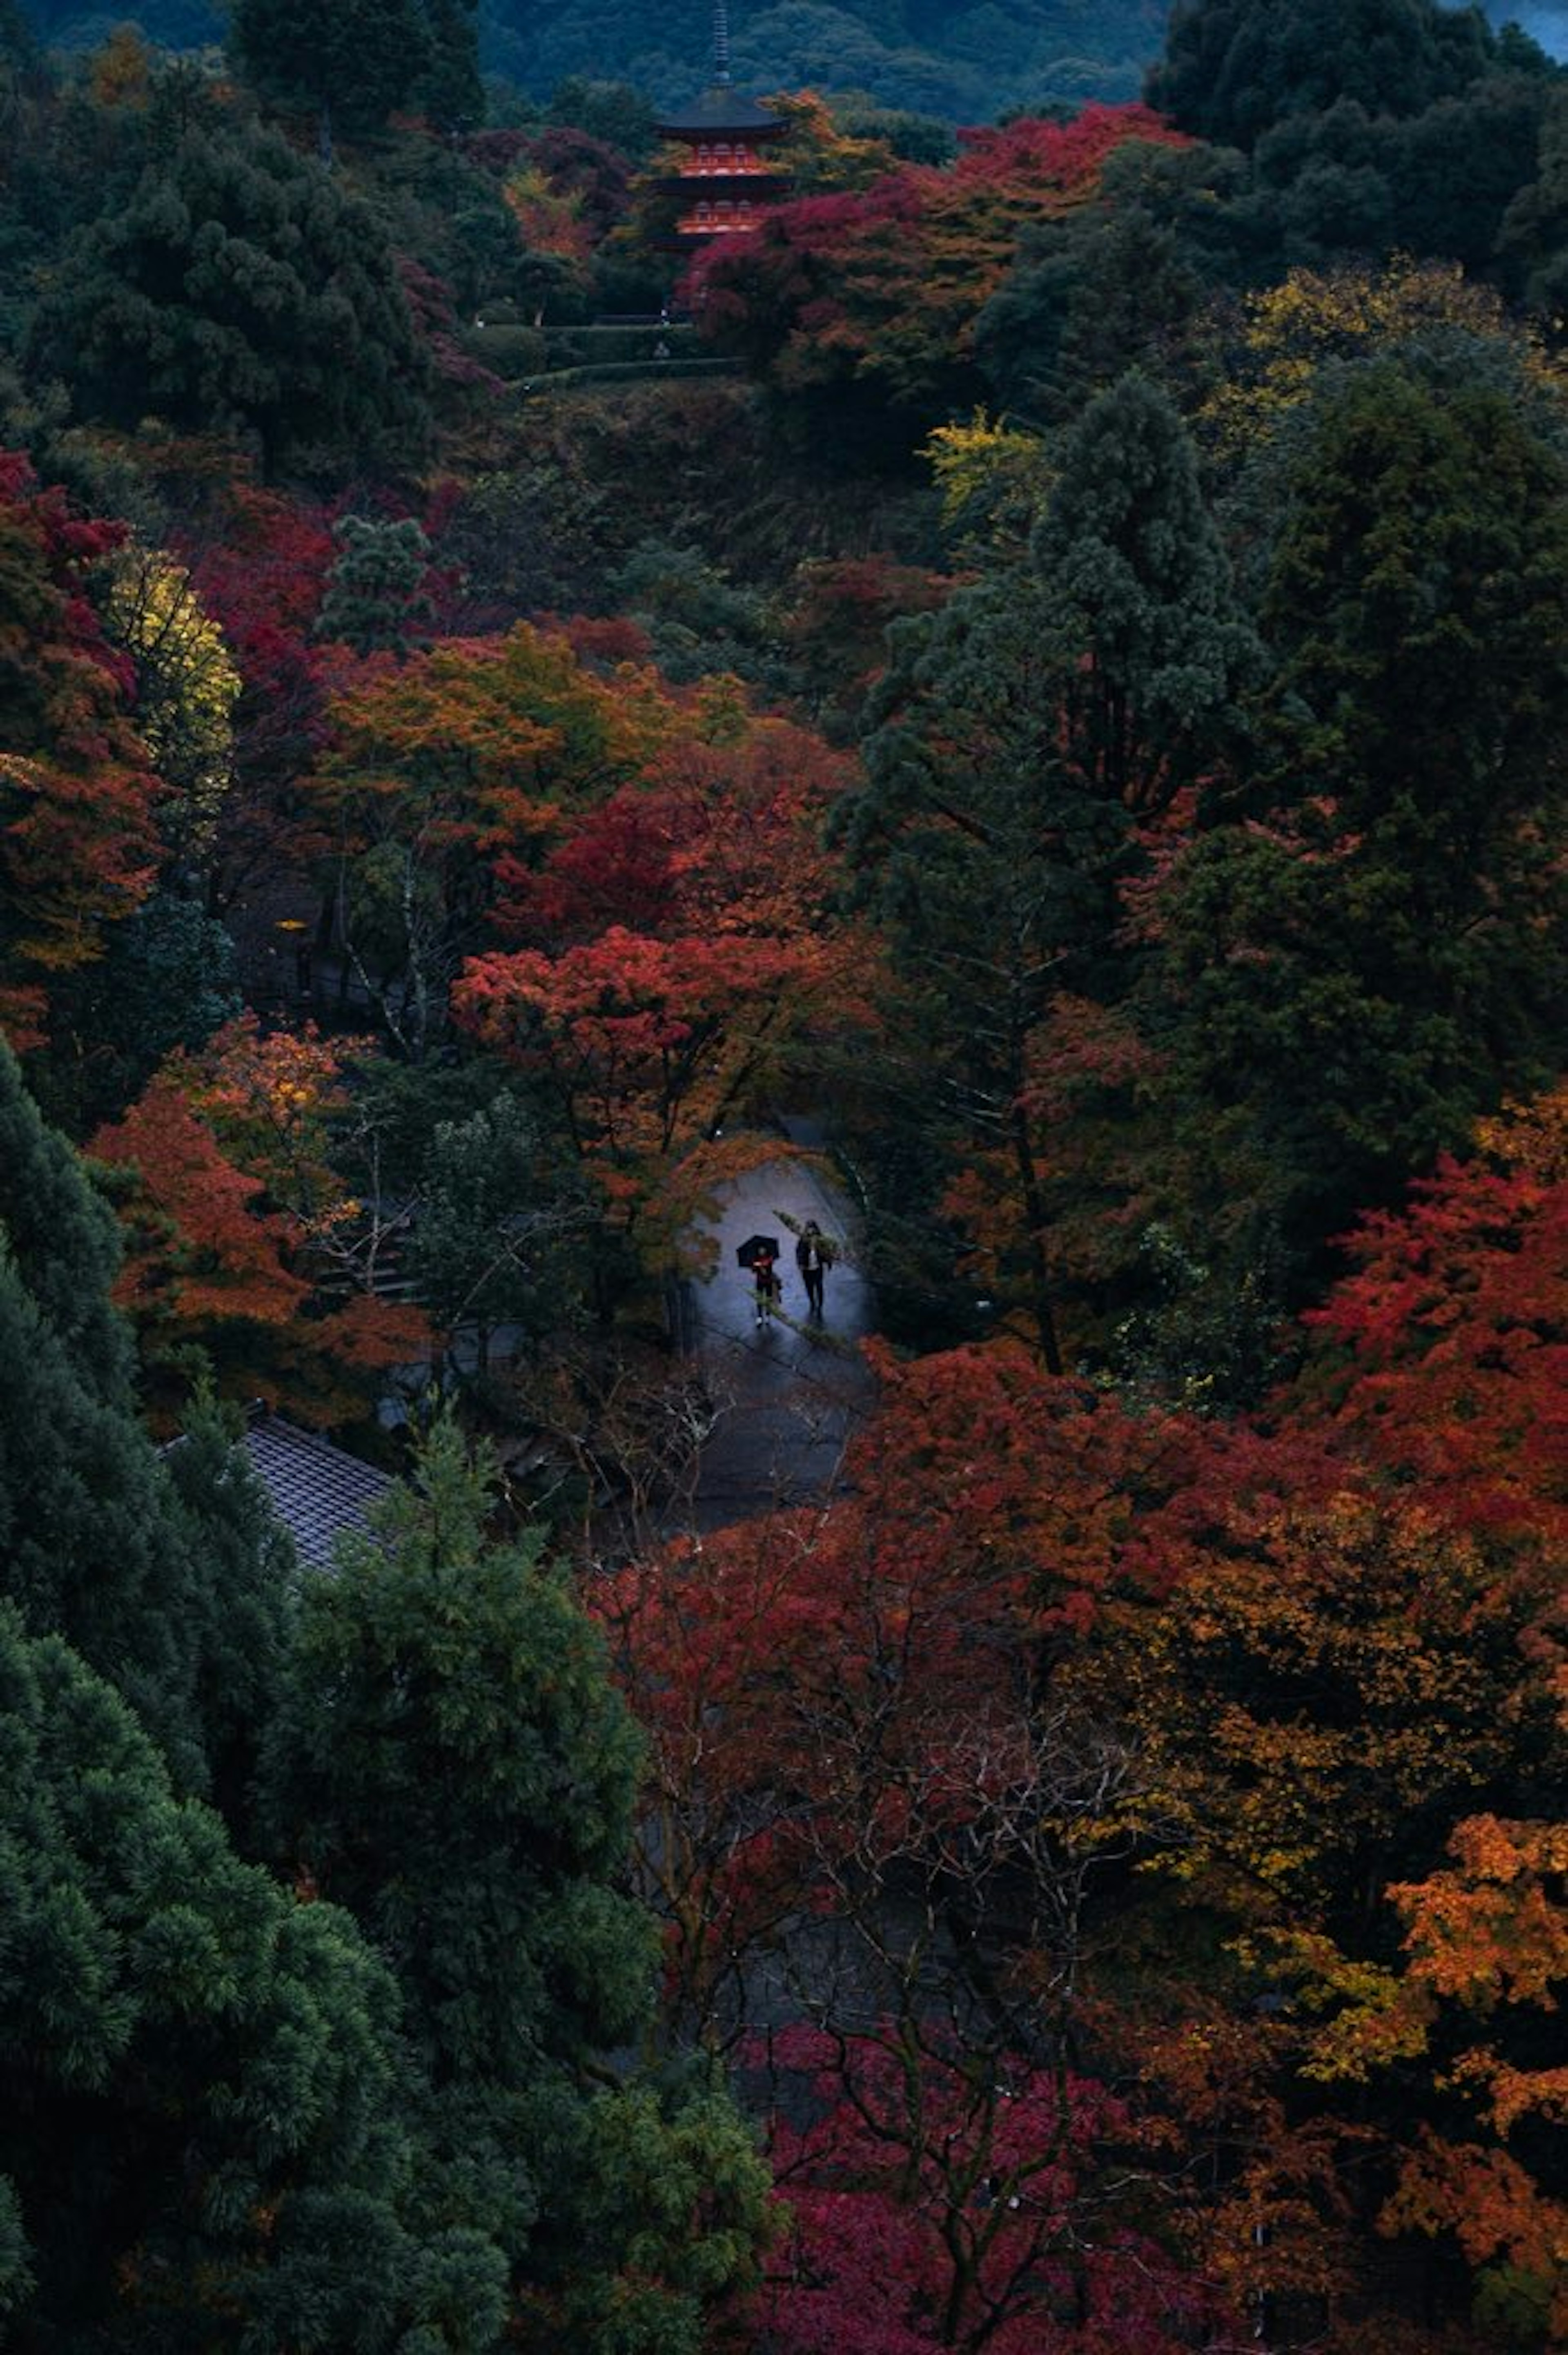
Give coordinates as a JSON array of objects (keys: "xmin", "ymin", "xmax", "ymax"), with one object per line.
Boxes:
[
  {"xmin": 0, "ymin": 1606, "xmax": 521, "ymax": 2353},
  {"xmin": 30, "ymin": 123, "xmax": 431, "ymax": 471},
  {"xmin": 261, "ymin": 1421, "xmax": 772, "ymax": 2352},
  {"xmin": 1148, "ymin": 0, "xmax": 1497, "ymax": 149},
  {"xmin": 1030, "ymin": 368, "xmax": 1260, "ymax": 817},
  {"xmin": 0, "ymin": 1034, "xmax": 285, "ymax": 1807},
  {"xmin": 1138, "ymin": 361, "xmax": 1568, "ymax": 1285},
  {"xmin": 836, "ymin": 380, "xmax": 1250, "ymax": 1363}
]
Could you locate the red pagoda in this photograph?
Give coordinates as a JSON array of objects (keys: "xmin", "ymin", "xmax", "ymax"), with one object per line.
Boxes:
[{"xmin": 657, "ymin": 4, "xmax": 787, "ymax": 243}]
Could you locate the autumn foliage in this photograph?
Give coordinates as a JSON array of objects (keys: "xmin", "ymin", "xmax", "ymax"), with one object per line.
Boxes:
[
  {"xmin": 1296, "ymin": 1086, "xmax": 1568, "ymax": 1546},
  {"xmin": 93, "ymin": 1015, "xmax": 428, "ymax": 1422},
  {"xmin": 696, "ymin": 105, "xmax": 1190, "ymax": 414},
  {"xmin": 0, "ymin": 452, "xmax": 162, "ymax": 1045}
]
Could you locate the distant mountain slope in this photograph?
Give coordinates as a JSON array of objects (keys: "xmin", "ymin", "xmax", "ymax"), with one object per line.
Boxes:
[
  {"xmin": 18, "ymin": 0, "xmax": 1564, "ymax": 115},
  {"xmin": 19, "ymin": 0, "xmax": 1172, "ymax": 116},
  {"xmin": 479, "ymin": 0, "xmax": 1172, "ymax": 117}
]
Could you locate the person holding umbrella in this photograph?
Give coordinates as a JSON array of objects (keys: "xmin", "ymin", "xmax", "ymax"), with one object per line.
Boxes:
[{"xmin": 737, "ymin": 1233, "xmax": 783, "ymax": 1327}]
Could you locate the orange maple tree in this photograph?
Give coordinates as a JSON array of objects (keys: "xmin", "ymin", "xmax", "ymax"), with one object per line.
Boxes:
[
  {"xmin": 93, "ymin": 1015, "xmax": 427, "ymax": 1422},
  {"xmin": 456, "ymin": 709, "xmax": 878, "ymax": 1272},
  {"xmin": 307, "ymin": 621, "xmax": 684, "ymax": 1057}
]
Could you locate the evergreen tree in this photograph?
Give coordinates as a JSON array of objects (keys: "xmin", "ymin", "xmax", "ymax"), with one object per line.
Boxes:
[
  {"xmin": 1137, "ymin": 361, "xmax": 1568, "ymax": 1295},
  {"xmin": 406, "ymin": 1091, "xmax": 578, "ymax": 1372},
  {"xmin": 316, "ymin": 515, "xmax": 436, "ymax": 657},
  {"xmin": 29, "ymin": 123, "xmax": 431, "ymax": 471},
  {"xmin": 230, "ymin": 0, "xmax": 428, "ymax": 150},
  {"xmin": 0, "ymin": 1602, "xmax": 511, "ymax": 2353},
  {"xmin": 832, "ymin": 387, "xmax": 1257, "ymax": 1365},
  {"xmin": 832, "ymin": 575, "xmax": 1116, "ymax": 1368},
  {"xmin": 1031, "ymin": 369, "xmax": 1261, "ymax": 816},
  {"xmin": 0, "ymin": 1035, "xmax": 283, "ymax": 1807},
  {"xmin": 262, "ymin": 1421, "xmax": 771, "ymax": 2350},
  {"xmin": 977, "ymin": 201, "xmax": 1207, "ymax": 421},
  {"xmin": 1149, "ymin": 0, "xmax": 1497, "ymax": 149},
  {"xmin": 1260, "ymin": 364, "xmax": 1568, "ymax": 922},
  {"xmin": 56, "ymin": 890, "xmax": 243, "ymax": 1134},
  {"xmin": 415, "ymin": 0, "xmax": 484, "ymax": 131}
]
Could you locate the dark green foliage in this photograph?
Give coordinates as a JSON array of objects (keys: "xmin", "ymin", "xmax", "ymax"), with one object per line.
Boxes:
[
  {"xmin": 834, "ymin": 574, "xmax": 1114, "ymax": 1364},
  {"xmin": 262, "ymin": 1421, "xmax": 771, "ymax": 2349},
  {"xmin": 1031, "ymin": 370, "xmax": 1261, "ymax": 815},
  {"xmin": 264, "ymin": 1421, "xmax": 652, "ymax": 2081},
  {"xmin": 1141, "ymin": 361, "xmax": 1568, "ymax": 1283},
  {"xmin": 407, "ymin": 1090, "xmax": 584, "ymax": 1367},
  {"xmin": 54, "ymin": 889, "xmax": 241, "ymax": 1132},
  {"xmin": 1497, "ymin": 81, "xmax": 1568, "ymax": 304},
  {"xmin": 478, "ymin": 0, "xmax": 1167, "ymax": 121},
  {"xmin": 416, "ymin": 0, "xmax": 484, "ymax": 131},
  {"xmin": 0, "ymin": 1035, "xmax": 283, "ymax": 1804},
  {"xmin": 545, "ymin": 74, "xmax": 657, "ymax": 161},
  {"xmin": 835, "ymin": 386, "xmax": 1256, "ymax": 1360},
  {"xmin": 160, "ymin": 1389, "xmax": 292, "ymax": 1838},
  {"xmin": 0, "ymin": 1027, "xmax": 128, "ymax": 1390},
  {"xmin": 980, "ymin": 202, "xmax": 1205, "ymax": 420},
  {"xmin": 608, "ymin": 537, "xmax": 779, "ymax": 687},
  {"xmin": 29, "ymin": 121, "xmax": 431, "ymax": 471},
  {"xmin": 0, "ymin": 1601, "xmax": 464, "ymax": 2353},
  {"xmin": 229, "ymin": 0, "xmax": 428, "ymax": 136},
  {"xmin": 1149, "ymin": 0, "xmax": 1498, "ymax": 151},
  {"xmin": 316, "ymin": 515, "xmax": 435, "ymax": 656},
  {"xmin": 1251, "ymin": 71, "xmax": 1554, "ymax": 268},
  {"xmin": 1260, "ymin": 364, "xmax": 1568, "ymax": 889}
]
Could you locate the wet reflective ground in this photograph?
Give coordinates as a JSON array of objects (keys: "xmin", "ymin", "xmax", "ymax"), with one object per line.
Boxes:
[{"xmin": 684, "ymin": 1140, "xmax": 877, "ymax": 1530}]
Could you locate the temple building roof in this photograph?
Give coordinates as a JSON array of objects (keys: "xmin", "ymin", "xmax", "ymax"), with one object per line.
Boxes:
[
  {"xmin": 657, "ymin": 87, "xmax": 784, "ymax": 137},
  {"xmin": 243, "ymin": 1412, "xmax": 393, "ymax": 1572},
  {"xmin": 657, "ymin": 5, "xmax": 782, "ymax": 139}
]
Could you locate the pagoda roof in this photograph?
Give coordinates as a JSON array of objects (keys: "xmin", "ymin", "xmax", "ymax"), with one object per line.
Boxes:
[{"xmin": 657, "ymin": 85, "xmax": 785, "ymax": 136}]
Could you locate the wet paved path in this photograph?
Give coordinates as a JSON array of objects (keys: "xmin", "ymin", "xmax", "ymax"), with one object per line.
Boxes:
[{"xmin": 684, "ymin": 1122, "xmax": 878, "ymax": 1530}]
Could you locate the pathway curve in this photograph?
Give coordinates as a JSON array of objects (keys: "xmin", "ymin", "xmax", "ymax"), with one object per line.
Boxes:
[{"xmin": 682, "ymin": 1121, "xmax": 877, "ymax": 1530}]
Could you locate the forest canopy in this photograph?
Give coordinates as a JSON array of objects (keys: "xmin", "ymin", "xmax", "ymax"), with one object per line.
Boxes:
[{"xmin": 1, "ymin": 0, "xmax": 1566, "ymax": 2347}]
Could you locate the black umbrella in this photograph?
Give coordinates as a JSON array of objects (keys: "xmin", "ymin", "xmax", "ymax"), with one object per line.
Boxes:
[{"xmin": 736, "ymin": 1234, "xmax": 781, "ymax": 1268}]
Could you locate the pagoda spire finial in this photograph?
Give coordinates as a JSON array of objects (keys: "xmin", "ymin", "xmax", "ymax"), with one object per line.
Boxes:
[{"xmin": 713, "ymin": 2, "xmax": 731, "ymax": 85}]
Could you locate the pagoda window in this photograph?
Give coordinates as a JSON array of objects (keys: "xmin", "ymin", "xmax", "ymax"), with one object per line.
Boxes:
[{"xmin": 697, "ymin": 201, "xmax": 713, "ymax": 221}]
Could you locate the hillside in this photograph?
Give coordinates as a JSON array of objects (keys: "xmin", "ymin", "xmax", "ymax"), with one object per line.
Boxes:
[
  {"xmin": 19, "ymin": 0, "xmax": 1170, "ymax": 114},
  {"xmin": 2, "ymin": 0, "xmax": 1567, "ymax": 2346},
  {"xmin": 22, "ymin": 0, "xmax": 1568, "ymax": 116}
]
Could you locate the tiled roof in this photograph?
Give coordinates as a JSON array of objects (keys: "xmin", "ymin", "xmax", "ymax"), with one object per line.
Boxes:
[
  {"xmin": 657, "ymin": 87, "xmax": 785, "ymax": 134},
  {"xmin": 243, "ymin": 1415, "xmax": 394, "ymax": 1572}
]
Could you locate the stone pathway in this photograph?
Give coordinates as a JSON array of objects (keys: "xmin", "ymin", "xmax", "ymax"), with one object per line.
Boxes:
[{"xmin": 683, "ymin": 1126, "xmax": 877, "ymax": 1530}]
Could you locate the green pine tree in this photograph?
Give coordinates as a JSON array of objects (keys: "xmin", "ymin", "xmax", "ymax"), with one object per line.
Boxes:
[
  {"xmin": 0, "ymin": 1599, "xmax": 510, "ymax": 2353},
  {"xmin": 29, "ymin": 123, "xmax": 432, "ymax": 471},
  {"xmin": 0, "ymin": 1035, "xmax": 284, "ymax": 1809},
  {"xmin": 262, "ymin": 1418, "xmax": 771, "ymax": 2351},
  {"xmin": 1031, "ymin": 368, "xmax": 1261, "ymax": 816},
  {"xmin": 316, "ymin": 515, "xmax": 436, "ymax": 657}
]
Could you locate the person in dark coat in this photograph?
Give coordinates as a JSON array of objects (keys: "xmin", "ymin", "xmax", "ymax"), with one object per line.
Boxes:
[
  {"xmin": 795, "ymin": 1220, "xmax": 830, "ymax": 1317},
  {"xmin": 752, "ymin": 1244, "xmax": 781, "ymax": 1326}
]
